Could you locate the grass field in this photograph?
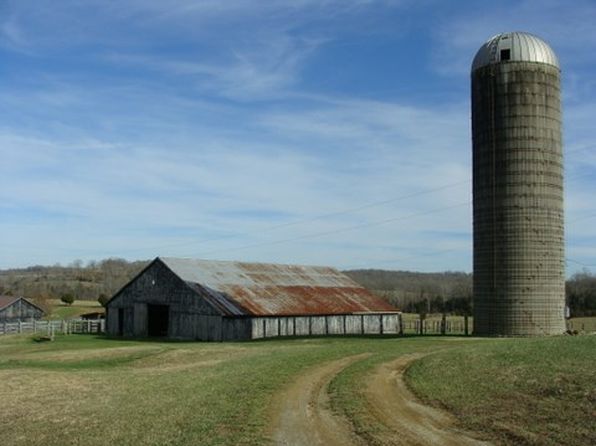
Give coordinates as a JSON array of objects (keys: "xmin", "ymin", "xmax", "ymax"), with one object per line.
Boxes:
[
  {"xmin": 45, "ymin": 299, "xmax": 103, "ymax": 320},
  {"xmin": 407, "ymin": 336, "xmax": 596, "ymax": 446},
  {"xmin": 0, "ymin": 334, "xmax": 593, "ymax": 445}
]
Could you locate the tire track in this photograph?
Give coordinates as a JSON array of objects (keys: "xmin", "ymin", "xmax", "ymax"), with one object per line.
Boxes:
[
  {"xmin": 268, "ymin": 354, "xmax": 369, "ymax": 446},
  {"xmin": 364, "ymin": 353, "xmax": 491, "ymax": 446}
]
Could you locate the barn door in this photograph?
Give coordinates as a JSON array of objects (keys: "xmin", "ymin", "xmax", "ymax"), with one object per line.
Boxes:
[{"xmin": 147, "ymin": 304, "xmax": 169, "ymax": 337}]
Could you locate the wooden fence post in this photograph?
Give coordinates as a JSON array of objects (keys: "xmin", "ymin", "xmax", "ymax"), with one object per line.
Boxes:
[
  {"xmin": 441, "ymin": 314, "xmax": 446, "ymax": 335},
  {"xmin": 398, "ymin": 313, "xmax": 404, "ymax": 336}
]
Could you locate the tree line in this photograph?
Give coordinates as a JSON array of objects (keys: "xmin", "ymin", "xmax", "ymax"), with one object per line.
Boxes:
[
  {"xmin": 345, "ymin": 268, "xmax": 596, "ymax": 317},
  {"xmin": 344, "ymin": 269, "xmax": 473, "ymax": 316},
  {"xmin": 0, "ymin": 259, "xmax": 594, "ymax": 317}
]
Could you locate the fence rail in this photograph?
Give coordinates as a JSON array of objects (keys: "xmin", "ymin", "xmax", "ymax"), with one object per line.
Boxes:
[
  {"xmin": 0, "ymin": 319, "xmax": 105, "ymax": 336},
  {"xmin": 402, "ymin": 318, "xmax": 470, "ymax": 335},
  {"xmin": 0, "ymin": 316, "xmax": 470, "ymax": 337}
]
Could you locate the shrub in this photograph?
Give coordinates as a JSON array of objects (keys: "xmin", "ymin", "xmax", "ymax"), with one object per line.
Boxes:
[
  {"xmin": 97, "ymin": 294, "xmax": 110, "ymax": 307},
  {"xmin": 60, "ymin": 293, "xmax": 75, "ymax": 306}
]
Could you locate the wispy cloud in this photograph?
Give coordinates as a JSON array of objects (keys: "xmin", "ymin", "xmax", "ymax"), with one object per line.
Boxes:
[{"xmin": 104, "ymin": 35, "xmax": 324, "ymax": 100}]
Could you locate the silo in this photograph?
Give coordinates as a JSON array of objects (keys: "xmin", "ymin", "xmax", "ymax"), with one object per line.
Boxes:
[{"xmin": 471, "ymin": 32, "xmax": 565, "ymax": 336}]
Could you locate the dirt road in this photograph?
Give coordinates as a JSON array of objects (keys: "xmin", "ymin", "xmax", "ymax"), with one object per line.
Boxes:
[
  {"xmin": 364, "ymin": 353, "xmax": 491, "ymax": 446},
  {"xmin": 268, "ymin": 352, "xmax": 491, "ymax": 446},
  {"xmin": 268, "ymin": 354, "xmax": 368, "ymax": 446}
]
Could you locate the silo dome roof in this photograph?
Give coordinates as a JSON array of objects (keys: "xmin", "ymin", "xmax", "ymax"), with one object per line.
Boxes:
[{"xmin": 471, "ymin": 32, "xmax": 559, "ymax": 72}]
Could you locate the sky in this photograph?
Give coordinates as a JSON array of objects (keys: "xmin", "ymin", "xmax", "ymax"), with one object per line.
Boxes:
[{"xmin": 1, "ymin": 0, "xmax": 595, "ymax": 273}]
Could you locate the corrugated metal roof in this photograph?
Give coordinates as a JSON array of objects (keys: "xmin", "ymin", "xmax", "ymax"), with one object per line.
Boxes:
[
  {"xmin": 472, "ymin": 32, "xmax": 559, "ymax": 72},
  {"xmin": 0, "ymin": 295, "xmax": 20, "ymax": 311},
  {"xmin": 160, "ymin": 257, "xmax": 397, "ymax": 316}
]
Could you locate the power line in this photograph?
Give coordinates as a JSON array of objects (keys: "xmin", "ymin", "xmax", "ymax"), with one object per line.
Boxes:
[
  {"xmin": 195, "ymin": 201, "xmax": 471, "ymax": 257},
  {"xmin": 116, "ymin": 179, "xmax": 470, "ymax": 254},
  {"xmin": 152, "ymin": 170, "xmax": 592, "ymax": 258},
  {"xmin": 566, "ymin": 258, "xmax": 596, "ymax": 269},
  {"xmin": 342, "ymin": 247, "xmax": 464, "ymax": 271}
]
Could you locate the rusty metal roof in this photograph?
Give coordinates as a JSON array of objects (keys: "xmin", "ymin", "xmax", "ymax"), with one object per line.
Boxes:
[
  {"xmin": 159, "ymin": 257, "xmax": 398, "ymax": 317},
  {"xmin": 0, "ymin": 295, "xmax": 20, "ymax": 311}
]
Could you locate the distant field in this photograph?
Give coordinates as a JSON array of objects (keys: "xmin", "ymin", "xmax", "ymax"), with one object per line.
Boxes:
[
  {"xmin": 567, "ymin": 316, "xmax": 596, "ymax": 333},
  {"xmin": 0, "ymin": 333, "xmax": 593, "ymax": 445},
  {"xmin": 46, "ymin": 299, "xmax": 103, "ymax": 320}
]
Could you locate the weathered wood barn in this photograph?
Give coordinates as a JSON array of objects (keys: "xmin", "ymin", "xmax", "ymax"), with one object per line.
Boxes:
[
  {"xmin": 106, "ymin": 257, "xmax": 400, "ymax": 341},
  {"xmin": 0, "ymin": 296, "xmax": 45, "ymax": 322}
]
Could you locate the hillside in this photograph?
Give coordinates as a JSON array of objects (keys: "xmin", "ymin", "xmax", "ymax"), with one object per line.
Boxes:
[{"xmin": 0, "ymin": 259, "xmax": 150, "ymax": 310}]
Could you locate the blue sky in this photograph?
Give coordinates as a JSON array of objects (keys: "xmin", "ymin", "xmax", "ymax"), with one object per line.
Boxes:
[{"xmin": 1, "ymin": 0, "xmax": 595, "ymax": 273}]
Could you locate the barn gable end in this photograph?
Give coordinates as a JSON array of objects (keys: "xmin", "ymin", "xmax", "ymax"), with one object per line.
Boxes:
[
  {"xmin": 106, "ymin": 258, "xmax": 235, "ymax": 340},
  {"xmin": 0, "ymin": 296, "xmax": 45, "ymax": 322}
]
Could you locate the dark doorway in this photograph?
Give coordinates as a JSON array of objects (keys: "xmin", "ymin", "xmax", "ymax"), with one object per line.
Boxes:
[
  {"xmin": 118, "ymin": 308, "xmax": 124, "ymax": 336},
  {"xmin": 148, "ymin": 304, "xmax": 169, "ymax": 337}
]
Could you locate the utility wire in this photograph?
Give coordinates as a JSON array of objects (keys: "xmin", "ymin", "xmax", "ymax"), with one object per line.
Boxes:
[
  {"xmin": 143, "ymin": 169, "xmax": 593, "ymax": 257},
  {"xmin": 196, "ymin": 201, "xmax": 471, "ymax": 257},
  {"xmin": 116, "ymin": 179, "xmax": 470, "ymax": 254},
  {"xmin": 342, "ymin": 247, "xmax": 463, "ymax": 271},
  {"xmin": 566, "ymin": 258, "xmax": 596, "ymax": 269}
]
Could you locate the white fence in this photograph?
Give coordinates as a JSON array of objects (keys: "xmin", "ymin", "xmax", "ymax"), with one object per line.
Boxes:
[
  {"xmin": 402, "ymin": 318, "xmax": 470, "ymax": 335},
  {"xmin": 0, "ymin": 319, "xmax": 105, "ymax": 336},
  {"xmin": 251, "ymin": 313, "xmax": 403, "ymax": 339}
]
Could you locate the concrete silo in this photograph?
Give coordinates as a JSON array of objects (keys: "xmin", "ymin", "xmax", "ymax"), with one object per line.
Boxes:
[{"xmin": 471, "ymin": 32, "xmax": 565, "ymax": 336}]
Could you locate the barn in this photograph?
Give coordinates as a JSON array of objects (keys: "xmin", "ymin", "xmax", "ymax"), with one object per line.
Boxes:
[
  {"xmin": 106, "ymin": 257, "xmax": 401, "ymax": 341},
  {"xmin": 0, "ymin": 296, "xmax": 45, "ymax": 322}
]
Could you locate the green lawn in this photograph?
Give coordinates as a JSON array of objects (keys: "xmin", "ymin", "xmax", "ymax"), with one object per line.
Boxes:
[
  {"xmin": 406, "ymin": 336, "xmax": 596, "ymax": 446},
  {"xmin": 46, "ymin": 299, "xmax": 103, "ymax": 320},
  {"xmin": 0, "ymin": 334, "xmax": 593, "ymax": 446}
]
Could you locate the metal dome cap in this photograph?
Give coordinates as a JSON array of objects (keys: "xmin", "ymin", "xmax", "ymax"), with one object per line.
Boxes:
[{"xmin": 471, "ymin": 32, "xmax": 559, "ymax": 72}]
